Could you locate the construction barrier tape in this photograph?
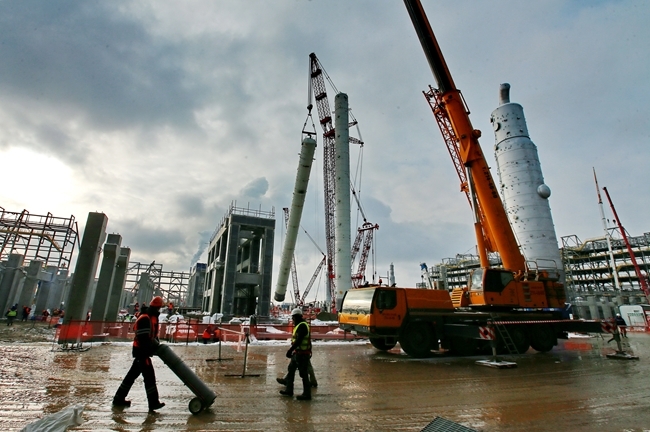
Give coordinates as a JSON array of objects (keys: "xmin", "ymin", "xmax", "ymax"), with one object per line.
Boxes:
[{"xmin": 493, "ymin": 319, "xmax": 582, "ymax": 325}]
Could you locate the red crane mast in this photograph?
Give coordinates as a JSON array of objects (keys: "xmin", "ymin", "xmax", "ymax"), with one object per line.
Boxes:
[
  {"xmin": 309, "ymin": 53, "xmax": 369, "ymax": 311},
  {"xmin": 602, "ymin": 187, "xmax": 650, "ymax": 301}
]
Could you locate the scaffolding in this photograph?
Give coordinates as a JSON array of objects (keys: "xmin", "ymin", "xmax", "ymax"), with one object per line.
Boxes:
[
  {"xmin": 424, "ymin": 252, "xmax": 502, "ymax": 290},
  {"xmin": 0, "ymin": 207, "xmax": 79, "ymax": 269},
  {"xmin": 423, "ymin": 231, "xmax": 650, "ymax": 305},
  {"xmin": 561, "ymin": 232, "xmax": 650, "ymax": 298},
  {"xmin": 124, "ymin": 261, "xmax": 190, "ymax": 306}
]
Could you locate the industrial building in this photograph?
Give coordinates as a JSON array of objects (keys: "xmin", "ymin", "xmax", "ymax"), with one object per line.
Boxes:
[
  {"xmin": 421, "ymin": 230, "xmax": 650, "ymax": 319},
  {"xmin": 202, "ymin": 203, "xmax": 275, "ymax": 319}
]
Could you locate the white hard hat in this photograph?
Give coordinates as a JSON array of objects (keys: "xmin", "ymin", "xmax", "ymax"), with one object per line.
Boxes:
[{"xmin": 291, "ymin": 308, "xmax": 303, "ymax": 316}]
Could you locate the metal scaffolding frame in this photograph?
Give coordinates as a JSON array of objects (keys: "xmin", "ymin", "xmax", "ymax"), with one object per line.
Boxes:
[
  {"xmin": 0, "ymin": 207, "xmax": 79, "ymax": 269},
  {"xmin": 423, "ymin": 252, "xmax": 502, "ymax": 290},
  {"xmin": 561, "ymin": 232, "xmax": 650, "ymax": 296},
  {"xmin": 125, "ymin": 261, "xmax": 190, "ymax": 306}
]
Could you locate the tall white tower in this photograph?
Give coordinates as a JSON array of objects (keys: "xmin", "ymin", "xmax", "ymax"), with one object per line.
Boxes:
[
  {"xmin": 491, "ymin": 83, "xmax": 564, "ymax": 283},
  {"xmin": 334, "ymin": 93, "xmax": 352, "ymax": 311}
]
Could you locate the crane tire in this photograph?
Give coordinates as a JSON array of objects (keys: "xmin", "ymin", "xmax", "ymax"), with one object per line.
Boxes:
[
  {"xmin": 530, "ymin": 325, "xmax": 556, "ymax": 353},
  {"xmin": 370, "ymin": 337, "xmax": 397, "ymax": 351},
  {"xmin": 450, "ymin": 337, "xmax": 477, "ymax": 356},
  {"xmin": 399, "ymin": 322, "xmax": 433, "ymax": 358},
  {"xmin": 509, "ymin": 326, "xmax": 531, "ymax": 354}
]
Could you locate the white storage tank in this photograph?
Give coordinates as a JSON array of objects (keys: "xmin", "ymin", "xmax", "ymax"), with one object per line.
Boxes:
[{"xmin": 490, "ymin": 83, "xmax": 564, "ymax": 283}]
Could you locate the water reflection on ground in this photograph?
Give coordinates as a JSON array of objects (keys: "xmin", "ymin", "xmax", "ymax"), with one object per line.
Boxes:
[{"xmin": 0, "ymin": 335, "xmax": 649, "ymax": 431}]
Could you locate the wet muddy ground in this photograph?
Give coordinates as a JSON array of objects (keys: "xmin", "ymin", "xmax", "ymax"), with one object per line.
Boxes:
[{"xmin": 1, "ymin": 326, "xmax": 650, "ymax": 431}]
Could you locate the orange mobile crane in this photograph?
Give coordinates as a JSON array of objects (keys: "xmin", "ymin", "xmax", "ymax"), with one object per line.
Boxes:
[{"xmin": 338, "ymin": 0, "xmax": 624, "ymax": 359}]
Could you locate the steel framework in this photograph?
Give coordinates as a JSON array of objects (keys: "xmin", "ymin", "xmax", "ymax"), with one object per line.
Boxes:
[
  {"xmin": 0, "ymin": 207, "xmax": 79, "ymax": 269},
  {"xmin": 561, "ymin": 233, "xmax": 650, "ymax": 296},
  {"xmin": 309, "ymin": 53, "xmax": 372, "ymax": 310},
  {"xmin": 125, "ymin": 261, "xmax": 190, "ymax": 306}
]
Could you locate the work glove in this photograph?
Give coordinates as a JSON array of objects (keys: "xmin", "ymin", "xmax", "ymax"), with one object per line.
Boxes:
[{"xmin": 286, "ymin": 349, "xmax": 293, "ymax": 359}]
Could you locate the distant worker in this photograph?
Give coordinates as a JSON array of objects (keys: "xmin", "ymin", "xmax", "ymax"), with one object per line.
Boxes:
[
  {"xmin": 133, "ymin": 302, "xmax": 139, "ymax": 315},
  {"xmin": 168, "ymin": 302, "xmax": 173, "ymax": 316},
  {"xmin": 5, "ymin": 306, "xmax": 17, "ymax": 326},
  {"xmin": 21, "ymin": 306, "xmax": 30, "ymax": 322},
  {"xmin": 202, "ymin": 325, "xmax": 214, "ymax": 344},
  {"xmin": 278, "ymin": 308, "xmax": 313, "ymax": 401},
  {"xmin": 615, "ymin": 313, "xmax": 628, "ymax": 338},
  {"xmin": 113, "ymin": 296, "xmax": 165, "ymax": 412}
]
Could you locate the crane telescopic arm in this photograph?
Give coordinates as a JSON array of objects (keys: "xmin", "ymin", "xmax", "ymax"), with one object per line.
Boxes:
[
  {"xmin": 602, "ymin": 187, "xmax": 650, "ymax": 301},
  {"xmin": 403, "ymin": 0, "xmax": 525, "ymax": 273}
]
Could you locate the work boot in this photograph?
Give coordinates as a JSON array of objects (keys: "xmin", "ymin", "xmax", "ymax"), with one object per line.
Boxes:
[
  {"xmin": 276, "ymin": 377, "xmax": 287, "ymax": 385},
  {"xmin": 296, "ymin": 394, "xmax": 311, "ymax": 401},
  {"xmin": 149, "ymin": 402, "xmax": 165, "ymax": 412},
  {"xmin": 279, "ymin": 390, "xmax": 293, "ymax": 397},
  {"xmin": 112, "ymin": 399, "xmax": 131, "ymax": 407}
]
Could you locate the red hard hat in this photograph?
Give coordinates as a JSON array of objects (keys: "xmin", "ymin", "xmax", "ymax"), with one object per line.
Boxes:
[{"xmin": 149, "ymin": 296, "xmax": 164, "ymax": 308}]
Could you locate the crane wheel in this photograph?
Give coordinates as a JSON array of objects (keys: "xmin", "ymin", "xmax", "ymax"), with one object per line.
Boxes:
[
  {"xmin": 370, "ymin": 337, "xmax": 397, "ymax": 351},
  {"xmin": 399, "ymin": 322, "xmax": 433, "ymax": 358},
  {"xmin": 530, "ymin": 325, "xmax": 556, "ymax": 353},
  {"xmin": 509, "ymin": 326, "xmax": 531, "ymax": 354},
  {"xmin": 450, "ymin": 337, "xmax": 477, "ymax": 356}
]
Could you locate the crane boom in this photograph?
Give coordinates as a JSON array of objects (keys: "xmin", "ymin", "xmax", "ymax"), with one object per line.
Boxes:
[
  {"xmin": 602, "ymin": 187, "xmax": 650, "ymax": 301},
  {"xmin": 404, "ymin": 0, "xmax": 524, "ymax": 273},
  {"xmin": 404, "ymin": 0, "xmax": 566, "ymax": 309},
  {"xmin": 309, "ymin": 53, "xmax": 338, "ymax": 309}
]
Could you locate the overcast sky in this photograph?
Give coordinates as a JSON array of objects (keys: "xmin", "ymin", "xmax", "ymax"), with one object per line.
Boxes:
[{"xmin": 0, "ymin": 0, "xmax": 648, "ymax": 303}]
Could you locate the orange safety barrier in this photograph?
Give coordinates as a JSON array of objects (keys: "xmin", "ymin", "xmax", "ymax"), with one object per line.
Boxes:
[{"xmin": 55, "ymin": 320, "xmax": 361, "ymax": 344}]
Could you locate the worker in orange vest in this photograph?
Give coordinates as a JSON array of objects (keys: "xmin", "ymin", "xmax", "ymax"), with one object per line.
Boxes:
[
  {"xmin": 113, "ymin": 296, "xmax": 166, "ymax": 412},
  {"xmin": 202, "ymin": 325, "xmax": 214, "ymax": 344}
]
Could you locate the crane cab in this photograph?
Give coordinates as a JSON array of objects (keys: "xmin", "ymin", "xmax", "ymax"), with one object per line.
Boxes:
[{"xmin": 466, "ymin": 268, "xmax": 549, "ymax": 309}]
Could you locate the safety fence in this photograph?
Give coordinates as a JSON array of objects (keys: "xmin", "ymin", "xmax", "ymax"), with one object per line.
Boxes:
[{"xmin": 55, "ymin": 319, "xmax": 360, "ymax": 345}]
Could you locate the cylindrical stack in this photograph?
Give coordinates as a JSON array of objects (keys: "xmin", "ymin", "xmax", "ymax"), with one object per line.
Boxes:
[
  {"xmin": 491, "ymin": 83, "xmax": 564, "ymax": 283},
  {"xmin": 273, "ymin": 137, "xmax": 318, "ymax": 302},
  {"xmin": 334, "ymin": 93, "xmax": 352, "ymax": 310}
]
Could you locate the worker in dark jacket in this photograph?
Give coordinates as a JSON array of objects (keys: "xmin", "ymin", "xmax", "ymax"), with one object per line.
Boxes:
[
  {"xmin": 113, "ymin": 296, "xmax": 166, "ymax": 412},
  {"xmin": 615, "ymin": 313, "xmax": 628, "ymax": 337},
  {"xmin": 279, "ymin": 308, "xmax": 312, "ymax": 400}
]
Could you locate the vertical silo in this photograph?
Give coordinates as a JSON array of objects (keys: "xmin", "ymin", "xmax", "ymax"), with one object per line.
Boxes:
[{"xmin": 491, "ymin": 83, "xmax": 564, "ymax": 283}]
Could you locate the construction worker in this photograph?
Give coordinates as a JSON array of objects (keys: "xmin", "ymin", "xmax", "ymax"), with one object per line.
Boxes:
[
  {"xmin": 21, "ymin": 306, "xmax": 30, "ymax": 321},
  {"xmin": 202, "ymin": 324, "xmax": 214, "ymax": 344},
  {"xmin": 615, "ymin": 313, "xmax": 628, "ymax": 338},
  {"xmin": 279, "ymin": 308, "xmax": 312, "ymax": 401},
  {"xmin": 277, "ymin": 360, "xmax": 318, "ymax": 388},
  {"xmin": 113, "ymin": 296, "xmax": 165, "ymax": 412},
  {"xmin": 5, "ymin": 306, "xmax": 17, "ymax": 326}
]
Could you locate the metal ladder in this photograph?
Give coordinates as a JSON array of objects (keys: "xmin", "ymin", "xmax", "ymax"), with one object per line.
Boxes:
[{"xmin": 490, "ymin": 315, "xmax": 519, "ymax": 355}]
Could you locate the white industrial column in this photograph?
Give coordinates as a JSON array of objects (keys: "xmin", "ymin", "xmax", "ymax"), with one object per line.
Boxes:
[
  {"xmin": 334, "ymin": 93, "xmax": 351, "ymax": 311},
  {"xmin": 491, "ymin": 83, "xmax": 564, "ymax": 283},
  {"xmin": 274, "ymin": 137, "xmax": 318, "ymax": 303}
]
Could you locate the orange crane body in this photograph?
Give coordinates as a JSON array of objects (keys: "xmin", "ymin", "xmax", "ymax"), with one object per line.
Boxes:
[
  {"xmin": 337, "ymin": 1, "xmax": 629, "ymax": 359},
  {"xmin": 404, "ymin": 0, "xmax": 563, "ymax": 309}
]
